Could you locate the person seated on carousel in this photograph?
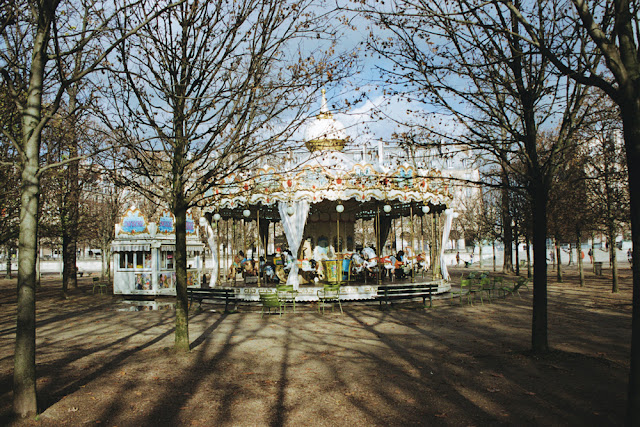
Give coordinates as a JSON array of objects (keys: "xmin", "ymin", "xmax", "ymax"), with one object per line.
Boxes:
[
  {"xmin": 306, "ymin": 259, "xmax": 325, "ymax": 284},
  {"xmin": 262, "ymin": 258, "xmax": 278, "ymax": 283},
  {"xmin": 227, "ymin": 250, "xmax": 245, "ymax": 280},
  {"xmin": 416, "ymin": 252, "xmax": 429, "ymax": 273},
  {"xmin": 394, "ymin": 250, "xmax": 409, "ymax": 279},
  {"xmin": 243, "ymin": 259, "xmax": 258, "ymax": 276},
  {"xmin": 298, "ymin": 258, "xmax": 315, "ymax": 283}
]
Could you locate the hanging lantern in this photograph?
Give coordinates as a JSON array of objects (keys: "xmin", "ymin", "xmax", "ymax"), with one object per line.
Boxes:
[
  {"xmin": 213, "ymin": 213, "xmax": 222, "ymax": 222},
  {"xmin": 243, "ymin": 209, "xmax": 251, "ymax": 217},
  {"xmin": 286, "ymin": 205, "xmax": 295, "ymax": 216},
  {"xmin": 422, "ymin": 205, "xmax": 430, "ymax": 214},
  {"xmin": 383, "ymin": 204, "xmax": 392, "ymax": 213},
  {"xmin": 336, "ymin": 204, "xmax": 345, "ymax": 213}
]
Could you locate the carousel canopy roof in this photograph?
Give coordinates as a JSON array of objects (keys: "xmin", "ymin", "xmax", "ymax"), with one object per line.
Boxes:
[
  {"xmin": 304, "ymin": 89, "xmax": 348, "ymax": 152},
  {"xmin": 203, "ymin": 161, "xmax": 450, "ymax": 215},
  {"xmin": 202, "ymin": 90, "xmax": 452, "ymax": 217}
]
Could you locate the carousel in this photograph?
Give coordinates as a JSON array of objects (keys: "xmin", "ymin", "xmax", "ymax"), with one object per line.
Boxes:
[{"xmin": 201, "ymin": 90, "xmax": 456, "ymax": 301}]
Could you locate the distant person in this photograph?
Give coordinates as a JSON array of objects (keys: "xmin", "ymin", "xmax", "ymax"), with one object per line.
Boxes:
[
  {"xmin": 588, "ymin": 248, "xmax": 593, "ymax": 264},
  {"xmin": 456, "ymin": 251, "xmax": 460, "ymax": 266},
  {"xmin": 628, "ymin": 248, "xmax": 633, "ymax": 266}
]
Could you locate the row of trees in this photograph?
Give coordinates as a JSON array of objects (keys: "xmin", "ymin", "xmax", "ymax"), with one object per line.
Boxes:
[
  {"xmin": 1, "ymin": 0, "xmax": 355, "ymax": 417},
  {"xmin": 357, "ymin": 0, "xmax": 640, "ymax": 423},
  {"xmin": 452, "ymin": 103, "xmax": 629, "ymax": 286}
]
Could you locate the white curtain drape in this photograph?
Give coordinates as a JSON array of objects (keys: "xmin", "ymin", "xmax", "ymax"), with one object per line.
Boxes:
[
  {"xmin": 440, "ymin": 210, "xmax": 454, "ymax": 281},
  {"xmin": 278, "ymin": 200, "xmax": 310, "ymax": 290},
  {"xmin": 200, "ymin": 217, "xmax": 218, "ymax": 287}
]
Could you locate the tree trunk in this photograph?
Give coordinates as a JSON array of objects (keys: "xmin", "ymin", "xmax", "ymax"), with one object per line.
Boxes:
[
  {"xmin": 61, "ymin": 88, "xmax": 80, "ymax": 294},
  {"xmin": 493, "ymin": 240, "xmax": 496, "ymax": 272},
  {"xmin": 515, "ymin": 224, "xmax": 520, "ymax": 276},
  {"xmin": 591, "ymin": 235, "xmax": 596, "ymax": 272},
  {"xmin": 6, "ymin": 244, "xmax": 12, "ymax": 279},
  {"xmin": 621, "ymin": 98, "xmax": 640, "ymax": 427},
  {"xmin": 174, "ymin": 196, "xmax": 189, "ymax": 351},
  {"xmin": 609, "ymin": 225, "xmax": 619, "ymax": 293},
  {"xmin": 102, "ymin": 242, "xmax": 111, "ymax": 280},
  {"xmin": 531, "ymin": 182, "xmax": 549, "ymax": 353},
  {"xmin": 479, "ymin": 245, "xmax": 483, "ymax": 268},
  {"xmin": 526, "ymin": 235, "xmax": 532, "ymax": 278},
  {"xmin": 577, "ymin": 228, "xmax": 584, "ymax": 287},
  {"xmin": 556, "ymin": 243, "xmax": 563, "ymax": 283},
  {"xmin": 431, "ymin": 213, "xmax": 440, "ymax": 279},
  {"xmin": 14, "ymin": 161, "xmax": 39, "ymax": 418},
  {"xmin": 14, "ymin": 15, "xmax": 52, "ymax": 417},
  {"xmin": 501, "ymin": 180, "xmax": 514, "ymax": 274}
]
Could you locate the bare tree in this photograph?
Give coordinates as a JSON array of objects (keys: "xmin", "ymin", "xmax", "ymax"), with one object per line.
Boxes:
[
  {"xmin": 582, "ymin": 112, "xmax": 629, "ymax": 292},
  {"xmin": 0, "ymin": 85, "xmax": 21, "ymax": 270},
  {"xmin": 0, "ymin": 0, "xmax": 183, "ymax": 417},
  {"xmin": 496, "ymin": 1, "xmax": 640, "ymax": 419},
  {"xmin": 101, "ymin": 0, "xmax": 354, "ymax": 351},
  {"xmin": 361, "ymin": 0, "xmax": 592, "ymax": 354}
]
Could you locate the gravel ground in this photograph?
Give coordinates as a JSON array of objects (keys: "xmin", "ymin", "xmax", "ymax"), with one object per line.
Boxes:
[{"xmin": 0, "ymin": 266, "xmax": 632, "ymax": 426}]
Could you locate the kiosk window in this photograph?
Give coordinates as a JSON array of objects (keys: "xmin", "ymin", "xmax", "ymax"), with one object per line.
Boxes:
[
  {"xmin": 119, "ymin": 251, "xmax": 151, "ymax": 270},
  {"xmin": 162, "ymin": 251, "xmax": 174, "ymax": 269}
]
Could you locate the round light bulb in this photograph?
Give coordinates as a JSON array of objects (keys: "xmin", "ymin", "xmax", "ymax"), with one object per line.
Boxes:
[
  {"xmin": 286, "ymin": 205, "xmax": 295, "ymax": 216},
  {"xmin": 243, "ymin": 209, "xmax": 251, "ymax": 217},
  {"xmin": 336, "ymin": 204, "xmax": 344, "ymax": 213},
  {"xmin": 383, "ymin": 204, "xmax": 392, "ymax": 213},
  {"xmin": 213, "ymin": 213, "xmax": 221, "ymax": 222},
  {"xmin": 422, "ymin": 206, "xmax": 430, "ymax": 214}
]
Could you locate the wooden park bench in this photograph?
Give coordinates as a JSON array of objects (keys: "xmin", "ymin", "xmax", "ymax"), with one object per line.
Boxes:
[
  {"xmin": 187, "ymin": 287, "xmax": 238, "ymax": 312},
  {"xmin": 375, "ymin": 281, "xmax": 441, "ymax": 308}
]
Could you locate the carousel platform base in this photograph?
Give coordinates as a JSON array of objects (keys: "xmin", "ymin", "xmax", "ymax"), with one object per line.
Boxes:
[{"xmin": 215, "ymin": 277, "xmax": 450, "ymax": 302}]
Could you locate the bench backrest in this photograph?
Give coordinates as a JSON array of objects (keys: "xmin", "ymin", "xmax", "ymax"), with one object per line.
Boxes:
[
  {"xmin": 187, "ymin": 288, "xmax": 235, "ymax": 297},
  {"xmin": 378, "ymin": 283, "xmax": 439, "ymax": 294}
]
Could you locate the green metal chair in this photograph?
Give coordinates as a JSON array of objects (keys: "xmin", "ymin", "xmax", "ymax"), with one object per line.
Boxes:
[
  {"xmin": 452, "ymin": 278, "xmax": 471, "ymax": 305},
  {"xmin": 259, "ymin": 291, "xmax": 283, "ymax": 317},
  {"xmin": 317, "ymin": 284, "xmax": 342, "ymax": 314},
  {"xmin": 480, "ymin": 276, "xmax": 494, "ymax": 303},
  {"xmin": 92, "ymin": 277, "xmax": 107, "ymax": 294},
  {"xmin": 468, "ymin": 278, "xmax": 484, "ymax": 305},
  {"xmin": 276, "ymin": 285, "xmax": 298, "ymax": 313},
  {"xmin": 499, "ymin": 277, "xmax": 530, "ymax": 298}
]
